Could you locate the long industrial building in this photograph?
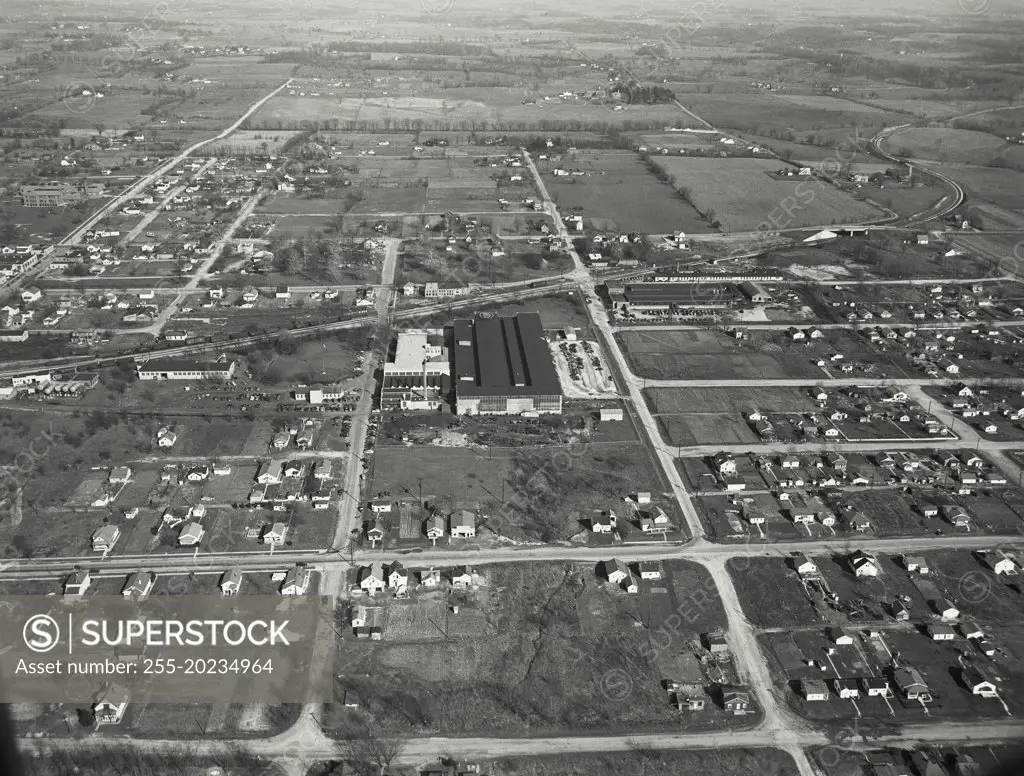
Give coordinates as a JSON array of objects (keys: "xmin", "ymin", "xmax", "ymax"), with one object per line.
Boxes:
[
  {"xmin": 605, "ymin": 281, "xmax": 736, "ymax": 318},
  {"xmin": 136, "ymin": 358, "xmax": 236, "ymax": 381},
  {"xmin": 452, "ymin": 312, "xmax": 562, "ymax": 415}
]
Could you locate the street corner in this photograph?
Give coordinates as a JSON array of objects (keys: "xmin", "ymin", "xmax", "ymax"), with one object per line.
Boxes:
[{"xmin": 598, "ymin": 667, "xmax": 634, "ymax": 702}]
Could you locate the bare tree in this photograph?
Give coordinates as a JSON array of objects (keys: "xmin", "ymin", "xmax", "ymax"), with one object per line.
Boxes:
[{"xmin": 338, "ymin": 733, "xmax": 404, "ymax": 776}]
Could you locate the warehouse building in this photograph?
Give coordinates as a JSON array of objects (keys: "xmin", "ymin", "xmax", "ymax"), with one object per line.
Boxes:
[
  {"xmin": 605, "ymin": 281, "xmax": 734, "ymax": 318},
  {"xmin": 380, "ymin": 330, "xmax": 450, "ymax": 411},
  {"xmin": 136, "ymin": 358, "xmax": 236, "ymax": 381},
  {"xmin": 20, "ymin": 180, "xmax": 104, "ymax": 208},
  {"xmin": 452, "ymin": 312, "xmax": 562, "ymax": 415}
]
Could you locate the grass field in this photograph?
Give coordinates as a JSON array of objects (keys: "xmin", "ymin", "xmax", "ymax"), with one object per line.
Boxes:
[
  {"xmin": 368, "ymin": 441, "xmax": 672, "ymax": 543},
  {"xmin": 542, "ymin": 151, "xmax": 707, "ymax": 233},
  {"xmin": 489, "ymin": 749, "xmax": 797, "ymax": 776},
  {"xmin": 645, "ymin": 386, "xmax": 819, "ymax": 415},
  {"xmin": 327, "ymin": 562, "xmax": 739, "ymax": 737},
  {"xmin": 617, "ymin": 329, "xmax": 870, "ymax": 381},
  {"xmin": 651, "ymin": 157, "xmax": 885, "ymax": 231},
  {"xmin": 727, "ymin": 558, "xmax": 824, "ymax": 628},
  {"xmin": 675, "ymin": 93, "xmax": 906, "ymax": 137},
  {"xmin": 886, "ymin": 127, "xmax": 1024, "ymax": 167},
  {"xmin": 944, "ymin": 164, "xmax": 1024, "ymax": 213}
]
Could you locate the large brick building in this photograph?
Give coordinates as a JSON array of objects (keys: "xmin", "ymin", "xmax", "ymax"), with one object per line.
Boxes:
[{"xmin": 20, "ymin": 180, "xmax": 104, "ymax": 208}]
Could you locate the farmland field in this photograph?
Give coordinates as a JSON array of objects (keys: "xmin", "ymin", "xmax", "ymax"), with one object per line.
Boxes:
[
  {"xmin": 650, "ymin": 157, "xmax": 886, "ymax": 231},
  {"xmin": 884, "ymin": 127, "xmax": 1024, "ymax": 167},
  {"xmin": 674, "ymin": 93, "xmax": 907, "ymax": 136},
  {"xmin": 616, "ymin": 329, "xmax": 889, "ymax": 381},
  {"xmin": 943, "ymin": 165, "xmax": 1024, "ymax": 213},
  {"xmin": 542, "ymin": 151, "xmax": 708, "ymax": 233},
  {"xmin": 645, "ymin": 386, "xmax": 820, "ymax": 415}
]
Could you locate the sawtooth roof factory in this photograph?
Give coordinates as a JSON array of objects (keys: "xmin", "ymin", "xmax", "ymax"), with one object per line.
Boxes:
[{"xmin": 452, "ymin": 312, "xmax": 562, "ymax": 416}]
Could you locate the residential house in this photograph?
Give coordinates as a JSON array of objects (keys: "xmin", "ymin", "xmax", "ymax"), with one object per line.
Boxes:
[
  {"xmin": 960, "ymin": 621, "xmax": 984, "ymax": 640},
  {"xmin": 933, "ymin": 598, "xmax": 960, "ymax": 620},
  {"xmin": 794, "ymin": 554, "xmax": 818, "ymax": 576},
  {"xmin": 280, "ymin": 564, "xmax": 311, "ymax": 596},
  {"xmin": 387, "ymin": 561, "xmax": 409, "ymax": 591},
  {"xmin": 450, "ymin": 566, "xmax": 473, "ymax": 589},
  {"xmin": 861, "ymin": 677, "xmax": 890, "ymax": 698},
  {"xmin": 987, "ymin": 550, "xmax": 1018, "ymax": 575},
  {"xmin": 801, "ymin": 679, "xmax": 829, "ymax": 701},
  {"xmin": 963, "ymin": 667, "xmax": 998, "ymax": 698},
  {"xmin": 256, "ymin": 460, "xmax": 283, "ymax": 485},
  {"xmin": 829, "ymin": 627, "xmax": 854, "ymax": 646},
  {"xmin": 108, "ymin": 466, "xmax": 132, "ymax": 484},
  {"xmin": 359, "ymin": 563, "xmax": 386, "ymax": 594},
  {"xmin": 92, "ymin": 525, "xmax": 120, "ymax": 552},
  {"xmin": 722, "ymin": 689, "xmax": 751, "ymax": 714},
  {"xmin": 638, "ymin": 561, "xmax": 663, "ymax": 580},
  {"xmin": 262, "ymin": 522, "xmax": 288, "ymax": 546},
  {"xmin": 928, "ymin": 623, "xmax": 956, "ymax": 641},
  {"xmin": 93, "ymin": 685, "xmax": 130, "ymax": 725},
  {"xmin": 366, "ymin": 517, "xmax": 386, "ymax": 544},
  {"xmin": 715, "ymin": 452, "xmax": 737, "ymax": 476},
  {"xmin": 832, "ymin": 679, "xmax": 860, "ymax": 699},
  {"xmin": 850, "ymin": 550, "xmax": 879, "ymax": 577},
  {"xmin": 894, "ymin": 666, "xmax": 931, "ymax": 701},
  {"xmin": 121, "ymin": 571, "xmax": 155, "ymax": 599},
  {"xmin": 63, "ymin": 569, "xmax": 92, "ymax": 599},
  {"xmin": 604, "ymin": 558, "xmax": 630, "ymax": 585},
  {"xmin": 177, "ymin": 522, "xmax": 205, "ymax": 547},
  {"xmin": 426, "ymin": 514, "xmax": 445, "ymax": 542},
  {"xmin": 890, "ymin": 599, "xmax": 911, "ymax": 621},
  {"xmin": 592, "ymin": 511, "xmax": 616, "ymax": 533},
  {"xmin": 904, "ymin": 556, "xmax": 929, "ymax": 574},
  {"xmin": 220, "ymin": 568, "xmax": 243, "ymax": 595},
  {"xmin": 419, "ymin": 568, "xmax": 443, "ymax": 588},
  {"xmin": 450, "ymin": 509, "xmax": 476, "ymax": 538}
]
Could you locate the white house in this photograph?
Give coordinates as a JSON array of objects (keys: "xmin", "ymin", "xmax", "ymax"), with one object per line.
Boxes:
[
  {"xmin": 850, "ymin": 551, "xmax": 879, "ymax": 577},
  {"xmin": 92, "ymin": 525, "xmax": 120, "ymax": 552},
  {"xmin": 121, "ymin": 571, "xmax": 155, "ymax": 599},
  {"xmin": 359, "ymin": 563, "xmax": 386, "ymax": 594},
  {"xmin": 93, "ymin": 685, "xmax": 130, "ymax": 726},
  {"xmin": 449, "ymin": 509, "xmax": 476, "ymax": 538},
  {"xmin": 220, "ymin": 568, "xmax": 243, "ymax": 595},
  {"xmin": 177, "ymin": 522, "xmax": 205, "ymax": 547},
  {"xmin": 63, "ymin": 569, "xmax": 92, "ymax": 599},
  {"xmin": 280, "ymin": 565, "xmax": 311, "ymax": 596},
  {"xmin": 263, "ymin": 522, "xmax": 288, "ymax": 546},
  {"xmin": 988, "ymin": 550, "xmax": 1018, "ymax": 575}
]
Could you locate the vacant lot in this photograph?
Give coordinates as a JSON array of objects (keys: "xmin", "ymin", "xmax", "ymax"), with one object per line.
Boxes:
[
  {"xmin": 618, "ymin": 329, "xmax": 898, "ymax": 381},
  {"xmin": 327, "ymin": 562, "xmax": 740, "ymax": 737},
  {"xmin": 489, "ymin": 749, "xmax": 797, "ymax": 776},
  {"xmin": 646, "ymin": 386, "xmax": 819, "ymax": 415},
  {"xmin": 727, "ymin": 558, "xmax": 824, "ymax": 628},
  {"xmin": 651, "ymin": 157, "xmax": 885, "ymax": 231},
  {"xmin": 369, "ymin": 441, "xmax": 673, "ymax": 543}
]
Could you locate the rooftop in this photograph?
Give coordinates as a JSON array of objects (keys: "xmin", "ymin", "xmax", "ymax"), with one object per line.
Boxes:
[{"xmin": 452, "ymin": 312, "xmax": 561, "ymax": 398}]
